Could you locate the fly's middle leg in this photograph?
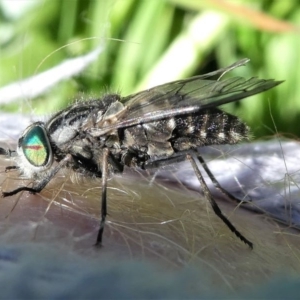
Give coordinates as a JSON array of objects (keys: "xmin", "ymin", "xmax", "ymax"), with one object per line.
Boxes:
[{"xmin": 96, "ymin": 148, "xmax": 109, "ymax": 246}]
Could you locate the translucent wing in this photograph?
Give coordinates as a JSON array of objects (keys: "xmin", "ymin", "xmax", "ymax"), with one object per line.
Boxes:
[{"xmin": 99, "ymin": 59, "xmax": 283, "ymax": 132}]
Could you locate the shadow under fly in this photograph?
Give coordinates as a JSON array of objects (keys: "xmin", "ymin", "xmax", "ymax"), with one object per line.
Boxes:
[{"xmin": 0, "ymin": 58, "xmax": 283, "ymax": 249}]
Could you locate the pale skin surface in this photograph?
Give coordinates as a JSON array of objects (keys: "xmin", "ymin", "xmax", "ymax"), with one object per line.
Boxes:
[{"xmin": 1, "ymin": 143, "xmax": 300, "ymax": 294}]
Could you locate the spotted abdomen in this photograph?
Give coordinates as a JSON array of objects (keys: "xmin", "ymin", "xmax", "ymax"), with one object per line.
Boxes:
[{"xmin": 171, "ymin": 108, "xmax": 250, "ymax": 151}]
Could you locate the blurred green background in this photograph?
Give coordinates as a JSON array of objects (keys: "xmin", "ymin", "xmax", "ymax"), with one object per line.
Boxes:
[{"xmin": 0, "ymin": 0, "xmax": 299, "ymax": 138}]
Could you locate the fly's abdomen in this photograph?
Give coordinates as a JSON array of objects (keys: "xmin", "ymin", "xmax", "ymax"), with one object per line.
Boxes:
[{"xmin": 171, "ymin": 108, "xmax": 250, "ymax": 151}]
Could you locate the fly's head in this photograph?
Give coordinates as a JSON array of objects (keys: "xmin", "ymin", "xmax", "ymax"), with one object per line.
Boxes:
[{"xmin": 16, "ymin": 121, "xmax": 54, "ymax": 179}]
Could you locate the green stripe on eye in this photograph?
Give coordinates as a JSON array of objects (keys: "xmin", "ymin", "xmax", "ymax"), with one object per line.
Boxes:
[{"xmin": 22, "ymin": 125, "xmax": 50, "ymax": 167}]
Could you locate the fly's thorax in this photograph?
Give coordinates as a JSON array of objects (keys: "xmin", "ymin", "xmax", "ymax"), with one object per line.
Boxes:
[
  {"xmin": 49, "ymin": 125, "xmax": 78, "ymax": 146},
  {"xmin": 46, "ymin": 94, "xmax": 122, "ymax": 138},
  {"xmin": 16, "ymin": 121, "xmax": 54, "ymax": 178},
  {"xmin": 87, "ymin": 99, "xmax": 126, "ymax": 137}
]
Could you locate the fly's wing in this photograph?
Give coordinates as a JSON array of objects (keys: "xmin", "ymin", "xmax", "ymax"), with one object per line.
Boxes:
[
  {"xmin": 122, "ymin": 58, "xmax": 251, "ymax": 109},
  {"xmin": 98, "ymin": 59, "xmax": 283, "ymax": 132}
]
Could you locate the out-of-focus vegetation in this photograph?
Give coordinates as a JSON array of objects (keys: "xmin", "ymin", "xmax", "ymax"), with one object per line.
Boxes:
[{"xmin": 0, "ymin": 0, "xmax": 299, "ymax": 138}]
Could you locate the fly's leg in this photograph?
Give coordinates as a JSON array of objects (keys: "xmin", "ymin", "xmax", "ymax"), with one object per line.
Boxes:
[
  {"xmin": 187, "ymin": 153, "xmax": 253, "ymax": 249},
  {"xmin": 96, "ymin": 148, "xmax": 109, "ymax": 246},
  {"xmin": 197, "ymin": 155, "xmax": 250, "ymax": 204},
  {"xmin": 145, "ymin": 153, "xmax": 249, "ymax": 204},
  {"xmin": 0, "ymin": 148, "xmax": 18, "ymax": 172},
  {"xmin": 0, "ymin": 148, "xmax": 16, "ymax": 157},
  {"xmin": 5, "ymin": 166, "xmax": 19, "ymax": 172},
  {"xmin": 144, "ymin": 152, "xmax": 188, "ymax": 169},
  {"xmin": 143, "ymin": 152, "xmax": 253, "ymax": 248},
  {"xmin": 1, "ymin": 154, "xmax": 73, "ymax": 198}
]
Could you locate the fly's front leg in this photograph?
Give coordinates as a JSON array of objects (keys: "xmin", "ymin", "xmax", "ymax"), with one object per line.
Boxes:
[
  {"xmin": 0, "ymin": 147, "xmax": 18, "ymax": 172},
  {"xmin": 96, "ymin": 148, "xmax": 109, "ymax": 246},
  {"xmin": 187, "ymin": 153, "xmax": 253, "ymax": 249},
  {"xmin": 0, "ymin": 147, "xmax": 16, "ymax": 157},
  {"xmin": 1, "ymin": 154, "xmax": 73, "ymax": 198},
  {"xmin": 5, "ymin": 166, "xmax": 19, "ymax": 172}
]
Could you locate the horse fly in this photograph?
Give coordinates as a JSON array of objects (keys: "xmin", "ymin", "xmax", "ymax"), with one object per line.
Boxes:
[{"xmin": 0, "ymin": 58, "xmax": 283, "ymax": 248}]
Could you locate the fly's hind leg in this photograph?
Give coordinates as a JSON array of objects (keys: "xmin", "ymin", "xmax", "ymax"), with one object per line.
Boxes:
[
  {"xmin": 141, "ymin": 151, "xmax": 253, "ymax": 248},
  {"xmin": 197, "ymin": 155, "xmax": 251, "ymax": 204},
  {"xmin": 187, "ymin": 153, "xmax": 253, "ymax": 249}
]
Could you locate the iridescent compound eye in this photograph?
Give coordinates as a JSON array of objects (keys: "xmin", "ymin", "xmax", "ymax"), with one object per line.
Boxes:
[{"xmin": 19, "ymin": 123, "xmax": 52, "ymax": 168}]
